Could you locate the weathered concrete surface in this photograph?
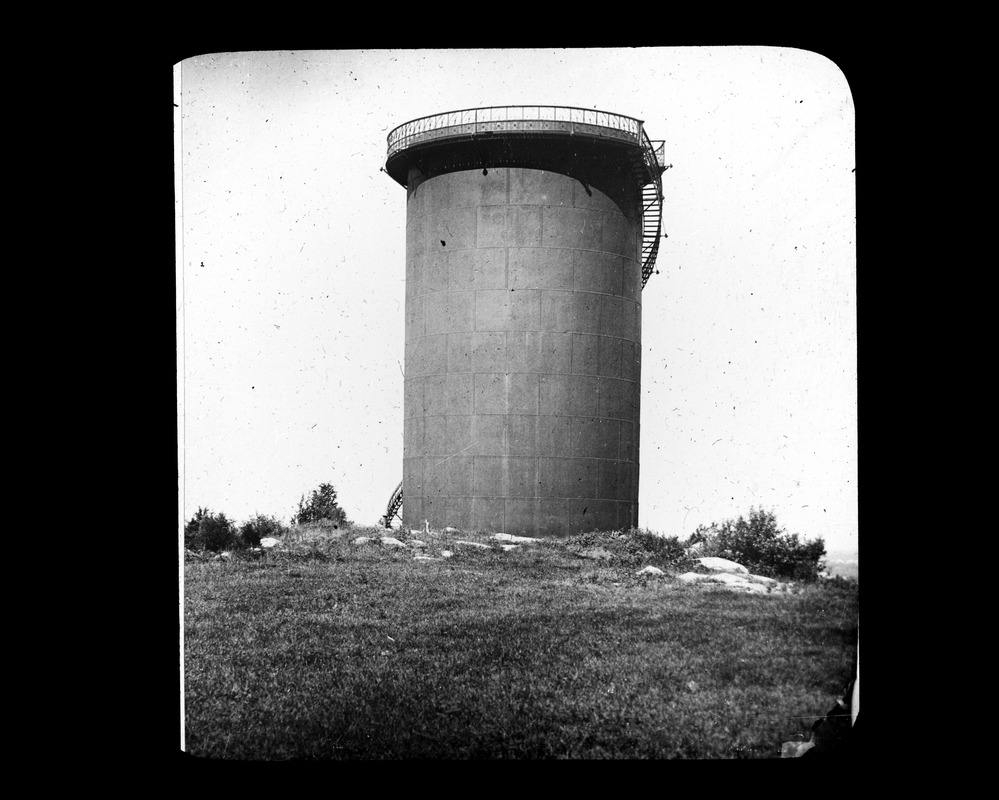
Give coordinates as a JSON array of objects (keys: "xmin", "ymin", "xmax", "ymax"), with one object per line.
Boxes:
[{"xmin": 402, "ymin": 167, "xmax": 643, "ymax": 536}]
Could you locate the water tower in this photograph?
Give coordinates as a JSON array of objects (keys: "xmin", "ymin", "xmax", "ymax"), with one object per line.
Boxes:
[{"xmin": 382, "ymin": 105, "xmax": 666, "ymax": 535}]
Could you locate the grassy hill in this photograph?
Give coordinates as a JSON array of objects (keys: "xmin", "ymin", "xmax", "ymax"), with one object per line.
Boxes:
[{"xmin": 183, "ymin": 526, "xmax": 858, "ymax": 759}]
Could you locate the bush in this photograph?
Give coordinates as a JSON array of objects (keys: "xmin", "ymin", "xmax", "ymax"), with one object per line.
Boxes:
[
  {"xmin": 239, "ymin": 514, "xmax": 288, "ymax": 548},
  {"xmin": 560, "ymin": 528, "xmax": 697, "ymax": 570},
  {"xmin": 184, "ymin": 507, "xmax": 239, "ymax": 553},
  {"xmin": 293, "ymin": 483, "xmax": 350, "ymax": 528},
  {"xmin": 691, "ymin": 507, "xmax": 826, "ymax": 581},
  {"xmin": 622, "ymin": 529, "xmax": 695, "ymax": 569}
]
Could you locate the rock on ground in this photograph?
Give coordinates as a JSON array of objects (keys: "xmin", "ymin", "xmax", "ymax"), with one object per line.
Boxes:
[
  {"xmin": 704, "ymin": 572, "xmax": 769, "ymax": 593},
  {"xmin": 492, "ymin": 533, "xmax": 541, "ymax": 544},
  {"xmin": 380, "ymin": 537, "xmax": 408, "ymax": 548},
  {"xmin": 781, "ymin": 741, "xmax": 816, "ymax": 758},
  {"xmin": 679, "ymin": 571, "xmax": 778, "ymax": 593},
  {"xmin": 636, "ymin": 566, "xmax": 665, "ymax": 577},
  {"xmin": 697, "ymin": 556, "xmax": 749, "ymax": 574}
]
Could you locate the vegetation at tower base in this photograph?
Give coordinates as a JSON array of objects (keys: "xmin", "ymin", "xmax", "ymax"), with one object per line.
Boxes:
[
  {"xmin": 292, "ymin": 482, "xmax": 350, "ymax": 528},
  {"xmin": 238, "ymin": 514, "xmax": 290, "ymax": 548},
  {"xmin": 183, "ymin": 482, "xmax": 350, "ymax": 554},
  {"xmin": 688, "ymin": 507, "xmax": 826, "ymax": 582},
  {"xmin": 184, "ymin": 507, "xmax": 239, "ymax": 553}
]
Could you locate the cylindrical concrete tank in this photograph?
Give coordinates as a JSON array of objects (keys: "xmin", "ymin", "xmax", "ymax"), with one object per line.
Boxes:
[{"xmin": 385, "ymin": 106, "xmax": 665, "ymax": 536}]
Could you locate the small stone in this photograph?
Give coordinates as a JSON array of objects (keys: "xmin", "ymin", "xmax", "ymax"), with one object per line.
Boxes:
[
  {"xmin": 440, "ymin": 550, "xmax": 454, "ymax": 558},
  {"xmin": 636, "ymin": 566, "xmax": 665, "ymax": 577},
  {"xmin": 259, "ymin": 537, "xmax": 281, "ymax": 549},
  {"xmin": 352, "ymin": 536, "xmax": 374, "ymax": 545},
  {"xmin": 500, "ymin": 544, "xmax": 520, "ymax": 551},
  {"xmin": 381, "ymin": 537, "xmax": 407, "ymax": 548},
  {"xmin": 781, "ymin": 740, "xmax": 815, "ymax": 758}
]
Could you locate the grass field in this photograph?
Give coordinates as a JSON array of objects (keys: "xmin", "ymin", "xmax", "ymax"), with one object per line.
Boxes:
[{"xmin": 182, "ymin": 527, "xmax": 858, "ymax": 759}]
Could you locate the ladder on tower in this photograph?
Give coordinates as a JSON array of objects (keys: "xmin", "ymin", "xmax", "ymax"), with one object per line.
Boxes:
[{"xmin": 380, "ymin": 481, "xmax": 403, "ymax": 529}]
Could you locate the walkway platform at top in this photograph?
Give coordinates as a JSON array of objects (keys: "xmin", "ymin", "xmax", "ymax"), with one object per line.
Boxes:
[{"xmin": 385, "ymin": 105, "xmax": 665, "ymax": 189}]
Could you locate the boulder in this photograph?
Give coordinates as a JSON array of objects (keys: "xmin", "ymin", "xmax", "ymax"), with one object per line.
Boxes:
[
  {"xmin": 636, "ymin": 566, "xmax": 665, "ymax": 577},
  {"xmin": 259, "ymin": 537, "xmax": 281, "ymax": 549},
  {"xmin": 697, "ymin": 556, "xmax": 749, "ymax": 574},
  {"xmin": 704, "ymin": 572, "xmax": 768, "ymax": 593},
  {"xmin": 352, "ymin": 536, "xmax": 375, "ymax": 545},
  {"xmin": 380, "ymin": 537, "xmax": 407, "ymax": 548},
  {"xmin": 454, "ymin": 540, "xmax": 491, "ymax": 549},
  {"xmin": 440, "ymin": 550, "xmax": 454, "ymax": 559},
  {"xmin": 409, "ymin": 539, "xmax": 427, "ymax": 549},
  {"xmin": 678, "ymin": 572, "xmax": 711, "ymax": 583},
  {"xmin": 499, "ymin": 544, "xmax": 521, "ymax": 551}
]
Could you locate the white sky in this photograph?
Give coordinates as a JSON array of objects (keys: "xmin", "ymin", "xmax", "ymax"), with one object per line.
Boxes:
[{"xmin": 174, "ymin": 47, "xmax": 857, "ymax": 554}]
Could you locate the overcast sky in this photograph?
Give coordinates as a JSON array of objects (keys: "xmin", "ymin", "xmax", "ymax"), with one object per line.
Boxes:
[{"xmin": 174, "ymin": 47, "xmax": 857, "ymax": 554}]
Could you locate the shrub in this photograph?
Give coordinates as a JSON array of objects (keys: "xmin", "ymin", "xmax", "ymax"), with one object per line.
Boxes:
[
  {"xmin": 560, "ymin": 528, "xmax": 696, "ymax": 570},
  {"xmin": 184, "ymin": 507, "xmax": 239, "ymax": 553},
  {"xmin": 239, "ymin": 514, "xmax": 288, "ymax": 548},
  {"xmin": 623, "ymin": 529, "xmax": 696, "ymax": 569},
  {"xmin": 293, "ymin": 482, "xmax": 350, "ymax": 528},
  {"xmin": 691, "ymin": 507, "xmax": 826, "ymax": 581}
]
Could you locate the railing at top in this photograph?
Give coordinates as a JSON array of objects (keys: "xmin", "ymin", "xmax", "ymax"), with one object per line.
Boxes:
[{"xmin": 388, "ymin": 105, "xmax": 651, "ymax": 160}]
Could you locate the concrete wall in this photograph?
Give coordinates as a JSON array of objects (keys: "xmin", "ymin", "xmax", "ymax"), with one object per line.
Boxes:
[{"xmin": 402, "ymin": 166, "xmax": 642, "ymax": 535}]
